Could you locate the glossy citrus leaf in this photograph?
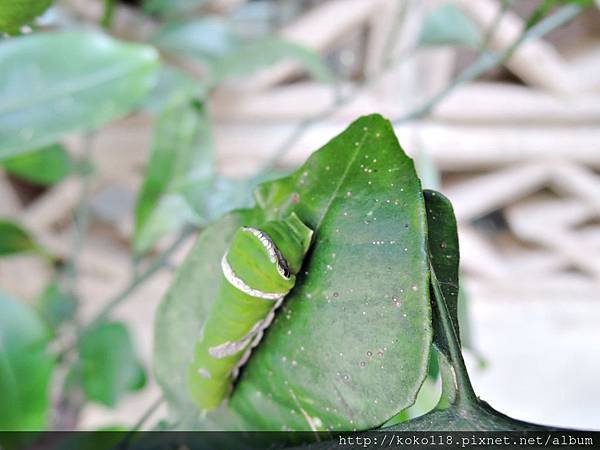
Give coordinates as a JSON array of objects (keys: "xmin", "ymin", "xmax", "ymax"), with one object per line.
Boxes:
[
  {"xmin": 424, "ymin": 190, "xmax": 460, "ymax": 357},
  {"xmin": 0, "ymin": 32, "xmax": 159, "ymax": 160},
  {"xmin": 380, "ymin": 189, "xmax": 459, "ymax": 426},
  {"xmin": 154, "ymin": 114, "xmax": 432, "ymax": 431}
]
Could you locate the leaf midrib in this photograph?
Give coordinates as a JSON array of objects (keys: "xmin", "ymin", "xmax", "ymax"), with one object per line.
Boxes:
[{"xmin": 312, "ymin": 132, "xmax": 368, "ymax": 232}]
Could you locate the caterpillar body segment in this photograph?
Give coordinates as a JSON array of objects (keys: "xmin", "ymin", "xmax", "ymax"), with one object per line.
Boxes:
[{"xmin": 188, "ymin": 213, "xmax": 313, "ymax": 412}]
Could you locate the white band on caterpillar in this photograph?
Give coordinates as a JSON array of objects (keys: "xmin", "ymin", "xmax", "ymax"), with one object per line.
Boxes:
[
  {"xmin": 221, "ymin": 253, "xmax": 286, "ymax": 301},
  {"xmin": 241, "ymin": 227, "xmax": 291, "ymax": 279}
]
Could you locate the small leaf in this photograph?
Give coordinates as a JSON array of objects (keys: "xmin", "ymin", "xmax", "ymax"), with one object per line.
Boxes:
[
  {"xmin": 0, "ymin": 0, "xmax": 53, "ymax": 33},
  {"xmin": 0, "ymin": 31, "xmax": 159, "ymax": 160},
  {"xmin": 152, "ymin": 19, "xmax": 333, "ymax": 86},
  {"xmin": 212, "ymin": 38, "xmax": 334, "ymax": 84},
  {"xmin": 419, "ymin": 4, "xmax": 481, "ymax": 48},
  {"xmin": 2, "ymin": 143, "xmax": 71, "ymax": 185},
  {"xmin": 424, "ymin": 189, "xmax": 460, "ymax": 358},
  {"xmin": 36, "ymin": 283, "xmax": 77, "ymax": 330},
  {"xmin": 77, "ymin": 321, "xmax": 146, "ymax": 407},
  {"xmin": 0, "ymin": 220, "xmax": 40, "ymax": 256},
  {"xmin": 134, "ymin": 98, "xmax": 213, "ymax": 254},
  {"xmin": 0, "ymin": 291, "xmax": 54, "ymax": 430},
  {"xmin": 151, "ymin": 18, "xmax": 242, "ymax": 62}
]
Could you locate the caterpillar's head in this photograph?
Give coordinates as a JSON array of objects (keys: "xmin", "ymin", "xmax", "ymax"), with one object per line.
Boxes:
[{"xmin": 259, "ymin": 213, "xmax": 313, "ymax": 276}]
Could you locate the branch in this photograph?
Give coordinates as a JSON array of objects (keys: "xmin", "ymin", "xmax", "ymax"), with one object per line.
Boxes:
[
  {"xmin": 259, "ymin": 3, "xmax": 583, "ymax": 170},
  {"xmin": 393, "ymin": 3, "xmax": 583, "ymax": 124},
  {"xmin": 63, "ymin": 133, "xmax": 95, "ymax": 297},
  {"xmin": 89, "ymin": 227, "xmax": 194, "ymax": 326}
]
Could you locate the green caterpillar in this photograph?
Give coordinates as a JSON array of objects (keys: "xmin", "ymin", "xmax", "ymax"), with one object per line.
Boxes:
[{"xmin": 188, "ymin": 213, "xmax": 313, "ymax": 412}]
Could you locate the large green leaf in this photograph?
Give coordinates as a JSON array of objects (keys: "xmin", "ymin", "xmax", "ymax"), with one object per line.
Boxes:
[
  {"xmin": 0, "ymin": 0, "xmax": 53, "ymax": 33},
  {"xmin": 77, "ymin": 321, "xmax": 146, "ymax": 407},
  {"xmin": 379, "ymin": 189, "xmax": 460, "ymax": 426},
  {"xmin": 152, "ymin": 19, "xmax": 333, "ymax": 87},
  {"xmin": 294, "ymin": 192, "xmax": 554, "ymax": 443},
  {"xmin": 154, "ymin": 114, "xmax": 432, "ymax": 431},
  {"xmin": 0, "ymin": 32, "xmax": 159, "ymax": 160},
  {"xmin": 0, "ymin": 291, "xmax": 54, "ymax": 430},
  {"xmin": 134, "ymin": 99, "xmax": 213, "ymax": 254},
  {"xmin": 0, "ymin": 220, "xmax": 40, "ymax": 257},
  {"xmin": 2, "ymin": 143, "xmax": 71, "ymax": 185}
]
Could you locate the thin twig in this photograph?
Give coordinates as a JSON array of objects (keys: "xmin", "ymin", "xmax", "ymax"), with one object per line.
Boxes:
[
  {"xmin": 89, "ymin": 227, "xmax": 194, "ymax": 326},
  {"xmin": 260, "ymin": 45, "xmax": 416, "ymax": 172},
  {"xmin": 101, "ymin": 0, "xmax": 117, "ymax": 29},
  {"xmin": 116, "ymin": 396, "xmax": 165, "ymax": 449},
  {"xmin": 479, "ymin": 0, "xmax": 515, "ymax": 53},
  {"xmin": 393, "ymin": 3, "xmax": 583, "ymax": 124},
  {"xmin": 63, "ymin": 133, "xmax": 95, "ymax": 296},
  {"xmin": 260, "ymin": 3, "xmax": 582, "ymax": 169}
]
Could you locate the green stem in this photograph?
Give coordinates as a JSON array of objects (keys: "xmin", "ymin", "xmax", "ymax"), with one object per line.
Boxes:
[
  {"xmin": 63, "ymin": 133, "xmax": 95, "ymax": 297},
  {"xmin": 116, "ymin": 396, "xmax": 164, "ymax": 448},
  {"xmin": 393, "ymin": 3, "xmax": 582, "ymax": 124},
  {"xmin": 101, "ymin": 0, "xmax": 116, "ymax": 29},
  {"xmin": 429, "ymin": 264, "xmax": 477, "ymax": 407},
  {"xmin": 89, "ymin": 227, "xmax": 193, "ymax": 326}
]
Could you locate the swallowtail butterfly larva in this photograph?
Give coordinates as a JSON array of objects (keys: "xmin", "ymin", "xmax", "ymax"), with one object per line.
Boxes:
[{"xmin": 188, "ymin": 213, "xmax": 313, "ymax": 412}]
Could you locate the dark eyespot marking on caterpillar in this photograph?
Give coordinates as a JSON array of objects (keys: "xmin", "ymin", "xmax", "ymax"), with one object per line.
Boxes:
[{"xmin": 241, "ymin": 227, "xmax": 292, "ymax": 279}]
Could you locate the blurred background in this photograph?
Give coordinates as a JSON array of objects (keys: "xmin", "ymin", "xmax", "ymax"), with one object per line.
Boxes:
[{"xmin": 0, "ymin": 0, "xmax": 599, "ymax": 432}]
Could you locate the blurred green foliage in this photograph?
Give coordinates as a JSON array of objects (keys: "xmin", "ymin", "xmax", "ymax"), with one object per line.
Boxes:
[
  {"xmin": 0, "ymin": 291, "xmax": 54, "ymax": 430},
  {"xmin": 0, "ymin": 32, "xmax": 159, "ymax": 160},
  {"xmin": 0, "ymin": 220, "xmax": 41, "ymax": 257},
  {"xmin": 0, "ymin": 0, "xmax": 53, "ymax": 33},
  {"xmin": 75, "ymin": 321, "xmax": 146, "ymax": 407},
  {"xmin": 2, "ymin": 144, "xmax": 71, "ymax": 185},
  {"xmin": 419, "ymin": 4, "xmax": 481, "ymax": 48}
]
